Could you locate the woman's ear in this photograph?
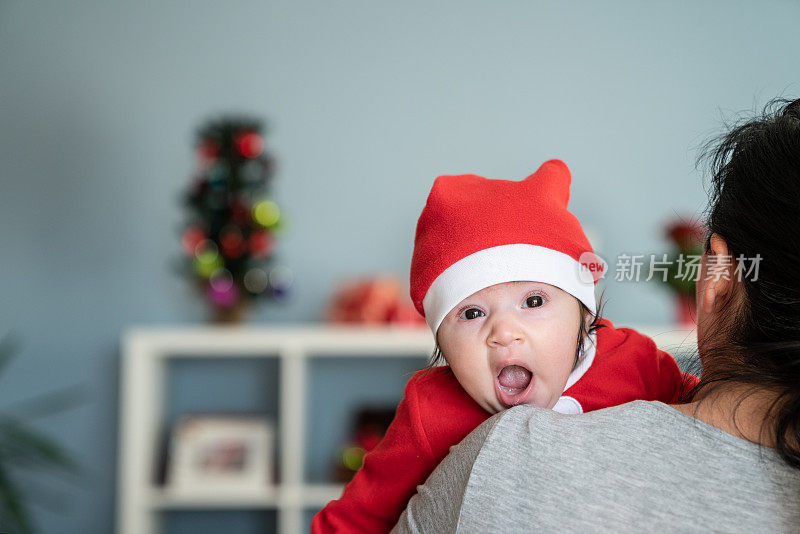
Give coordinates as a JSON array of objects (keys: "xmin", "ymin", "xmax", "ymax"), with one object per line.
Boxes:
[{"xmin": 701, "ymin": 233, "xmax": 735, "ymax": 312}]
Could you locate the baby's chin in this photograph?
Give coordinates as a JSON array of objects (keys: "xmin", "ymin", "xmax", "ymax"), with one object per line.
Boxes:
[{"xmin": 481, "ymin": 391, "xmax": 558, "ymax": 414}]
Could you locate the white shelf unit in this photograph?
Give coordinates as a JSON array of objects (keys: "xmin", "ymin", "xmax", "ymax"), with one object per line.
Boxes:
[{"xmin": 116, "ymin": 324, "xmax": 696, "ymax": 534}]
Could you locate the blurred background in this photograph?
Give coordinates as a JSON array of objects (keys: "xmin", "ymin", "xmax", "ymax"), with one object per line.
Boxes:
[{"xmin": 1, "ymin": 1, "xmax": 798, "ymax": 533}]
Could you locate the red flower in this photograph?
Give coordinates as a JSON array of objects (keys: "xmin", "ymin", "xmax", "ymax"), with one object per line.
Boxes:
[{"xmin": 666, "ymin": 220, "xmax": 705, "ymax": 252}]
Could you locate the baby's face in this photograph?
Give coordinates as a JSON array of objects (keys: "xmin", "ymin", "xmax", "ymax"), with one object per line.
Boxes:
[{"xmin": 436, "ymin": 281, "xmax": 583, "ymax": 414}]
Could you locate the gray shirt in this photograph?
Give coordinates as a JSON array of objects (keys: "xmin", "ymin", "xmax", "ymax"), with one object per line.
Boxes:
[{"xmin": 393, "ymin": 400, "xmax": 800, "ymax": 533}]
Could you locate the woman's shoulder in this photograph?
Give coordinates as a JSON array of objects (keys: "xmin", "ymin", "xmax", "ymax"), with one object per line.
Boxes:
[
  {"xmin": 488, "ymin": 401, "xmax": 675, "ymax": 446},
  {"xmin": 490, "ymin": 400, "xmax": 781, "ymax": 458},
  {"xmin": 456, "ymin": 402, "xmax": 800, "ymax": 533},
  {"xmin": 499, "ymin": 399, "xmax": 671, "ymax": 424}
]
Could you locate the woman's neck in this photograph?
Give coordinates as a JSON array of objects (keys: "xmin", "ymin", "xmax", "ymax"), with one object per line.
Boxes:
[{"xmin": 672, "ymin": 384, "xmax": 780, "ymax": 448}]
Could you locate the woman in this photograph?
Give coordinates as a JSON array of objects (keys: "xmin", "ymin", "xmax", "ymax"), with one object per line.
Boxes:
[{"xmin": 392, "ymin": 98, "xmax": 800, "ymax": 532}]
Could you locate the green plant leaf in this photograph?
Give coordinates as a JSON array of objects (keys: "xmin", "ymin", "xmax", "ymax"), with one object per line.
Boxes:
[
  {"xmin": 0, "ymin": 333, "xmax": 23, "ymax": 377},
  {"xmin": 2, "ymin": 385, "xmax": 89, "ymax": 420},
  {"xmin": 0, "ymin": 417, "xmax": 81, "ymax": 476},
  {"xmin": 0, "ymin": 333, "xmax": 85, "ymax": 533},
  {"xmin": 0, "ymin": 462, "xmax": 34, "ymax": 534}
]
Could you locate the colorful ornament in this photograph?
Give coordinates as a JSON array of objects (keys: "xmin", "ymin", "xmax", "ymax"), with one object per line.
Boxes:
[
  {"xmin": 209, "ymin": 268, "xmax": 234, "ymax": 292},
  {"xmin": 333, "ymin": 407, "xmax": 396, "ymax": 482},
  {"xmin": 243, "ymin": 268, "xmax": 269, "ymax": 294},
  {"xmin": 197, "ymin": 138, "xmax": 220, "ymax": 161},
  {"xmin": 181, "ymin": 225, "xmax": 206, "ymax": 256},
  {"xmin": 268, "ymin": 265, "xmax": 293, "ymax": 299},
  {"xmin": 209, "ymin": 164, "xmax": 230, "ymax": 188},
  {"xmin": 207, "ymin": 280, "xmax": 239, "ymax": 307},
  {"xmin": 341, "ymin": 446, "xmax": 366, "ymax": 472},
  {"xmin": 253, "ymin": 199, "xmax": 280, "ymax": 228},
  {"xmin": 268, "ymin": 265, "xmax": 293, "ymax": 291},
  {"xmin": 220, "ymin": 225, "xmax": 245, "ymax": 259},
  {"xmin": 248, "ymin": 230, "xmax": 274, "ymax": 258},
  {"xmin": 235, "ymin": 131, "xmax": 264, "ymax": 159},
  {"xmin": 230, "ymin": 200, "xmax": 251, "ymax": 225},
  {"xmin": 193, "ymin": 240, "xmax": 224, "ymax": 278}
]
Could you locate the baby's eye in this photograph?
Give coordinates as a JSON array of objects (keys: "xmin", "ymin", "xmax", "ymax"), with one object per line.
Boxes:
[
  {"xmin": 463, "ymin": 308, "xmax": 485, "ymax": 320},
  {"xmin": 525, "ymin": 295, "xmax": 544, "ymax": 308}
]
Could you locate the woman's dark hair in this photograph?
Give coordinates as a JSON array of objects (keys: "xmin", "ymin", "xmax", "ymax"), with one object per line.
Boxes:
[
  {"xmin": 424, "ymin": 295, "xmax": 606, "ymax": 372},
  {"xmin": 695, "ymin": 97, "xmax": 800, "ymax": 469}
]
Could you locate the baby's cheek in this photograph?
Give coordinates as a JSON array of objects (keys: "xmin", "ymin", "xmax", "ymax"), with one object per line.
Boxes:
[{"xmin": 461, "ymin": 373, "xmax": 495, "ymax": 412}]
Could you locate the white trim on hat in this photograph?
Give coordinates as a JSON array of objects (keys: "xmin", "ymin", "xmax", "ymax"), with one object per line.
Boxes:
[{"xmin": 422, "ymin": 243, "xmax": 597, "ymax": 334}]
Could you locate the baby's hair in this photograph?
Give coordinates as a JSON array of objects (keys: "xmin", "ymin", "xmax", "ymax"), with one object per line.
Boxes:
[
  {"xmin": 422, "ymin": 292, "xmax": 606, "ymax": 374},
  {"xmin": 576, "ymin": 294, "xmax": 606, "ymax": 368}
]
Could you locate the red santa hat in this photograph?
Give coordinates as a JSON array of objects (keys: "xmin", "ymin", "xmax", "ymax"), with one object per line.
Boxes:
[{"xmin": 410, "ymin": 159, "xmax": 601, "ymax": 335}]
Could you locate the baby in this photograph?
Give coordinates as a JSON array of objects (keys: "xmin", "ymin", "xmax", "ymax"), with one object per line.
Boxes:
[{"xmin": 312, "ymin": 159, "xmax": 696, "ymax": 533}]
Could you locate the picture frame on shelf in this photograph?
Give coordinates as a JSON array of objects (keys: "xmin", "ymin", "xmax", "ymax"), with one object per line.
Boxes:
[{"xmin": 167, "ymin": 414, "xmax": 275, "ymax": 492}]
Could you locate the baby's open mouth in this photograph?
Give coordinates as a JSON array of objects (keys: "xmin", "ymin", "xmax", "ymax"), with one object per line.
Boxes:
[
  {"xmin": 495, "ymin": 364, "xmax": 534, "ymax": 408},
  {"xmin": 497, "ymin": 365, "xmax": 533, "ymax": 395}
]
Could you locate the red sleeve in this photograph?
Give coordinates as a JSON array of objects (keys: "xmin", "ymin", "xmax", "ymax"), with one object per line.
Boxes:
[
  {"xmin": 648, "ymin": 346, "xmax": 699, "ymax": 403},
  {"xmin": 311, "ymin": 368, "xmax": 490, "ymax": 534},
  {"xmin": 566, "ymin": 321, "xmax": 700, "ymax": 411},
  {"xmin": 610, "ymin": 324, "xmax": 700, "ymax": 404}
]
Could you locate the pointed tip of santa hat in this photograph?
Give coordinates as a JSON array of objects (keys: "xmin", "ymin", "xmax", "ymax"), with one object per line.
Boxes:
[
  {"xmin": 410, "ymin": 159, "xmax": 599, "ymax": 334},
  {"xmin": 532, "ymin": 158, "xmax": 570, "ymax": 176},
  {"xmin": 523, "ymin": 158, "xmax": 572, "ymax": 207}
]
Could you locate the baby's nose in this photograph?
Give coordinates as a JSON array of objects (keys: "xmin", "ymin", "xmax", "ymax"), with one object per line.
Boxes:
[{"xmin": 487, "ymin": 315, "xmax": 524, "ymax": 347}]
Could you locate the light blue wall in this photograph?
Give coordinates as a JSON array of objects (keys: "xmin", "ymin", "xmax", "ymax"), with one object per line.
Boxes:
[{"xmin": 1, "ymin": 1, "xmax": 798, "ymax": 532}]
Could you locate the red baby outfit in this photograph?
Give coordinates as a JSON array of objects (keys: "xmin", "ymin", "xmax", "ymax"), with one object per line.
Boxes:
[{"xmin": 312, "ymin": 320, "xmax": 698, "ymax": 533}]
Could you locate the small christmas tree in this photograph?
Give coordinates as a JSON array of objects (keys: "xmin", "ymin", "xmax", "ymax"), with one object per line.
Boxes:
[{"xmin": 177, "ymin": 116, "xmax": 291, "ymax": 321}]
